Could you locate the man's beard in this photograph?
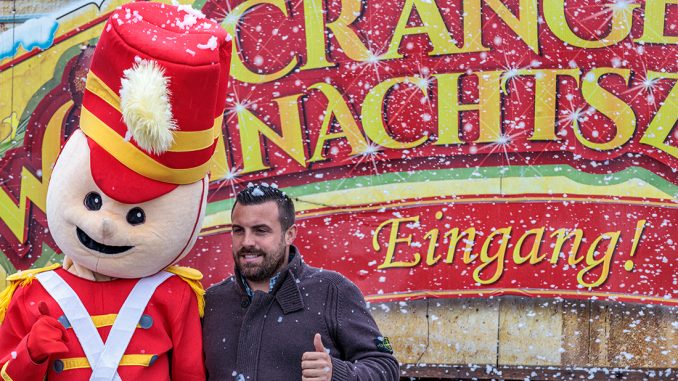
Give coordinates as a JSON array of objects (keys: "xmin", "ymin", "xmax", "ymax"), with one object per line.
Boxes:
[{"xmin": 235, "ymin": 239, "xmax": 287, "ymax": 282}]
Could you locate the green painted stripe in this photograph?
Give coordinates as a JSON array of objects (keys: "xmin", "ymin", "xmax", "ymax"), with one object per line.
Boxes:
[
  {"xmin": 0, "ymin": 250, "xmax": 17, "ymax": 286},
  {"xmin": 32, "ymin": 243, "xmax": 61, "ymax": 268},
  {"xmin": 290, "ymin": 165, "xmax": 677, "ymax": 197},
  {"xmin": 193, "ymin": 0, "xmax": 209, "ymax": 10},
  {"xmin": 206, "ymin": 196, "xmax": 235, "ymax": 215},
  {"xmin": 206, "ymin": 164, "xmax": 678, "ymax": 215}
]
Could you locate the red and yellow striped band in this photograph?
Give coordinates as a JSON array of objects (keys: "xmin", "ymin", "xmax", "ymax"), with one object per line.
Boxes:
[
  {"xmin": 81, "ymin": 71, "xmax": 224, "ymax": 184},
  {"xmin": 58, "ymin": 354, "xmax": 157, "ymax": 371},
  {"xmin": 80, "ymin": 108, "xmax": 214, "ymax": 184},
  {"xmin": 85, "ymin": 71, "xmax": 223, "ymax": 153}
]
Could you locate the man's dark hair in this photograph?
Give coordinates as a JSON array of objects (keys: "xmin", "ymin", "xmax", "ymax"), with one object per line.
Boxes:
[{"xmin": 232, "ymin": 184, "xmax": 295, "ymax": 230}]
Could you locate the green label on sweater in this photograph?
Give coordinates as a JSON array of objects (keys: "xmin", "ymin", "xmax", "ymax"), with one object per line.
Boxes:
[{"xmin": 375, "ymin": 336, "xmax": 393, "ymax": 354}]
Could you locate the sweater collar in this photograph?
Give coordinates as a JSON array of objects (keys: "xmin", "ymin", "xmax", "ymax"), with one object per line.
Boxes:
[{"xmin": 274, "ymin": 246, "xmax": 304, "ymax": 314}]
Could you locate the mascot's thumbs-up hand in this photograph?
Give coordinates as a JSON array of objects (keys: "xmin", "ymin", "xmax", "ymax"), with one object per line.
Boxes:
[{"xmin": 26, "ymin": 302, "xmax": 69, "ymax": 363}]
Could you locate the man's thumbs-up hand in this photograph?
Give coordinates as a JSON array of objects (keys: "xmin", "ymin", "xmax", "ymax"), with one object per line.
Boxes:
[{"xmin": 301, "ymin": 333, "xmax": 332, "ymax": 381}]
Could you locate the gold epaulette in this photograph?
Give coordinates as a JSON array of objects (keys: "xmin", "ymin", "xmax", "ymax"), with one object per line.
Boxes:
[
  {"xmin": 166, "ymin": 266, "xmax": 205, "ymax": 317},
  {"xmin": 0, "ymin": 263, "xmax": 61, "ymax": 323}
]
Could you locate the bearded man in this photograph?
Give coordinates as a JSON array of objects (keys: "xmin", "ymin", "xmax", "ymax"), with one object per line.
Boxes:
[{"xmin": 202, "ymin": 184, "xmax": 399, "ymax": 381}]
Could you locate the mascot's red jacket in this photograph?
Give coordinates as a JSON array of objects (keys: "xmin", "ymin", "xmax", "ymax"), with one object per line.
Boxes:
[{"xmin": 0, "ymin": 266, "xmax": 204, "ymax": 380}]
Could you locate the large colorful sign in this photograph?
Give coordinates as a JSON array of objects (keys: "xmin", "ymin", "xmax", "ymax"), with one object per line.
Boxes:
[{"xmin": 1, "ymin": 0, "xmax": 676, "ymax": 305}]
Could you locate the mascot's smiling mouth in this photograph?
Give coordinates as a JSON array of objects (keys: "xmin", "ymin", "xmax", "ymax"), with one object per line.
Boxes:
[{"xmin": 76, "ymin": 227, "xmax": 133, "ymax": 255}]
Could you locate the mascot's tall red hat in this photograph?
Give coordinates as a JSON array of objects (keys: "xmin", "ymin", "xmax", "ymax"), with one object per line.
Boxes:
[{"xmin": 81, "ymin": 1, "xmax": 231, "ymax": 204}]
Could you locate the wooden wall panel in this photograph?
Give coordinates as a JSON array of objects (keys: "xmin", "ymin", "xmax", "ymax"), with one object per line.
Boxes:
[
  {"xmin": 372, "ymin": 296, "xmax": 677, "ymax": 378},
  {"xmin": 560, "ymin": 300, "xmax": 591, "ymax": 366},
  {"xmin": 420, "ymin": 298, "xmax": 499, "ymax": 365},
  {"xmin": 497, "ymin": 297, "xmax": 562, "ymax": 366},
  {"xmin": 603, "ymin": 302, "xmax": 676, "ymax": 368}
]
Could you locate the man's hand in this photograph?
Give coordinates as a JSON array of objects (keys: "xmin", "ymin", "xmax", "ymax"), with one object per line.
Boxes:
[
  {"xmin": 301, "ymin": 333, "xmax": 332, "ymax": 381},
  {"xmin": 26, "ymin": 302, "xmax": 69, "ymax": 363}
]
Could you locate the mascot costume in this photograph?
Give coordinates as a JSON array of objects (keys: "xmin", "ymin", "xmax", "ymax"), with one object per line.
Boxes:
[{"xmin": 0, "ymin": 2, "xmax": 231, "ymax": 379}]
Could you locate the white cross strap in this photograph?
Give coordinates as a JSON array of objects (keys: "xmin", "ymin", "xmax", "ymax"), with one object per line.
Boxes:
[
  {"xmin": 89, "ymin": 271, "xmax": 173, "ymax": 381},
  {"xmin": 36, "ymin": 270, "xmax": 174, "ymax": 381},
  {"xmin": 35, "ymin": 271, "xmax": 119, "ymax": 380}
]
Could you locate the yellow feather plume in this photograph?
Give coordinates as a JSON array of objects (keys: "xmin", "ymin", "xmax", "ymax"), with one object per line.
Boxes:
[{"xmin": 120, "ymin": 59, "xmax": 176, "ymax": 154}]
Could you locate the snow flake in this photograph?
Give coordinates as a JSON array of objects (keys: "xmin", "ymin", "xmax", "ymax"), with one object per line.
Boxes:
[{"xmin": 197, "ymin": 36, "xmax": 218, "ymax": 51}]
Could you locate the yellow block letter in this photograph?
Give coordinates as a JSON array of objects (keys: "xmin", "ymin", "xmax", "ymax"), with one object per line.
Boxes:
[
  {"xmin": 238, "ymin": 94, "xmax": 307, "ymax": 173},
  {"xmin": 435, "ymin": 71, "xmax": 503, "ymax": 144},
  {"xmin": 222, "ymin": 0, "xmax": 298, "ymax": 83},
  {"xmin": 307, "ymin": 82, "xmax": 369, "ymax": 163},
  {"xmin": 362, "ymin": 77, "xmax": 429, "ymax": 149},
  {"xmin": 544, "ymin": 0, "xmax": 638, "ymax": 48},
  {"xmin": 575, "ymin": 68, "xmax": 636, "ymax": 151},
  {"xmin": 382, "ymin": 0, "xmax": 487, "ymax": 59},
  {"xmin": 636, "ymin": 0, "xmax": 678, "ymax": 44},
  {"xmin": 484, "ymin": 0, "xmax": 539, "ymax": 53},
  {"xmin": 301, "ymin": 0, "xmax": 370, "ymax": 69},
  {"xmin": 640, "ymin": 72, "xmax": 678, "ymax": 159}
]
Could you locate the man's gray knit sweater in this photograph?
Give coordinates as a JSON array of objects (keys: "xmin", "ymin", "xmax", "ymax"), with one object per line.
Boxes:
[{"xmin": 202, "ymin": 246, "xmax": 400, "ymax": 380}]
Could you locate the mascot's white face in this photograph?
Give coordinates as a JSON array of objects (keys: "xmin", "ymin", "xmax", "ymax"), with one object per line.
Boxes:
[{"xmin": 46, "ymin": 130, "xmax": 208, "ymax": 279}]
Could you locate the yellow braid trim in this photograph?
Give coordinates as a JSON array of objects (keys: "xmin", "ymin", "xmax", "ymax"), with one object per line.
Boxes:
[
  {"xmin": 166, "ymin": 266, "xmax": 205, "ymax": 317},
  {"xmin": 0, "ymin": 264, "xmax": 61, "ymax": 323}
]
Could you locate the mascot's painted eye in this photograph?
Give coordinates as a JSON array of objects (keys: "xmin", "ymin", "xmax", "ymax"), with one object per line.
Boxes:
[
  {"xmin": 127, "ymin": 207, "xmax": 146, "ymax": 225},
  {"xmin": 84, "ymin": 192, "xmax": 103, "ymax": 211}
]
